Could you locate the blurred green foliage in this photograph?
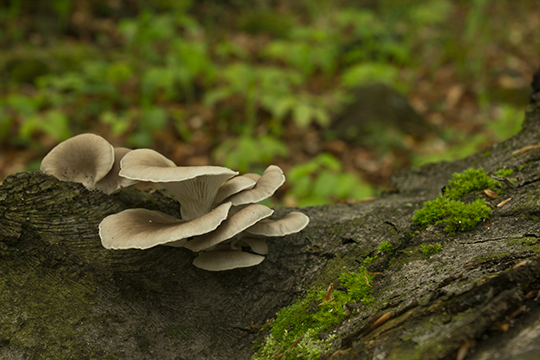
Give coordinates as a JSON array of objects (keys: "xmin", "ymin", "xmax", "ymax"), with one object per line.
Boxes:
[
  {"xmin": 286, "ymin": 153, "xmax": 372, "ymax": 207},
  {"xmin": 0, "ymin": 0, "xmax": 534, "ymax": 206}
]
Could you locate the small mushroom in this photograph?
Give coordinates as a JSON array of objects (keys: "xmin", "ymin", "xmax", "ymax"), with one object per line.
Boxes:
[
  {"xmin": 40, "ymin": 133, "xmax": 115, "ymax": 190},
  {"xmin": 192, "ymin": 250, "xmax": 265, "ymax": 271},
  {"xmin": 95, "ymin": 147, "xmax": 139, "ymax": 194},
  {"xmin": 245, "ymin": 211, "xmax": 310, "ymax": 236},
  {"xmin": 224, "ymin": 165, "xmax": 285, "ymax": 206},
  {"xmin": 99, "ymin": 202, "xmax": 232, "ymax": 249},
  {"xmin": 184, "ymin": 204, "xmax": 274, "ymax": 252},
  {"xmin": 119, "ymin": 149, "xmax": 238, "ymax": 220}
]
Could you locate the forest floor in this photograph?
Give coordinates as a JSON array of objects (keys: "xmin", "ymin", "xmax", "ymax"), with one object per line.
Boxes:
[{"xmin": 0, "ymin": 1, "xmax": 539, "ymax": 206}]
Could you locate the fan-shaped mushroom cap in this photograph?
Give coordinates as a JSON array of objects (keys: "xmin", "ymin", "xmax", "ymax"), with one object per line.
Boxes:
[
  {"xmin": 232, "ymin": 238, "xmax": 269, "ymax": 255},
  {"xmin": 119, "ymin": 149, "xmax": 238, "ymax": 220},
  {"xmin": 245, "ymin": 211, "xmax": 310, "ymax": 236},
  {"xmin": 213, "ymin": 175, "xmax": 257, "ymax": 206},
  {"xmin": 242, "ymin": 173, "xmax": 262, "ymax": 182},
  {"xmin": 192, "ymin": 251, "xmax": 265, "ymax": 271},
  {"xmin": 95, "ymin": 147, "xmax": 139, "ymax": 194},
  {"xmin": 40, "ymin": 133, "xmax": 115, "ymax": 189},
  {"xmin": 99, "ymin": 202, "xmax": 232, "ymax": 250},
  {"xmin": 184, "ymin": 204, "xmax": 274, "ymax": 252},
  {"xmin": 225, "ymin": 165, "xmax": 285, "ymax": 206}
]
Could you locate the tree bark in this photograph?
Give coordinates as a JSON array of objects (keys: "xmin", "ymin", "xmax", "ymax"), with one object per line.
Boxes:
[{"xmin": 2, "ymin": 102, "xmax": 540, "ymax": 360}]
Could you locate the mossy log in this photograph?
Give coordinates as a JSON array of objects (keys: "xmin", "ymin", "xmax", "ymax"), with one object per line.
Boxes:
[{"xmin": 2, "ymin": 106, "xmax": 540, "ymax": 360}]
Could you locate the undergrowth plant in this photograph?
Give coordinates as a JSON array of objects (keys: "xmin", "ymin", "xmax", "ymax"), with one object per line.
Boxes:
[
  {"xmin": 285, "ymin": 153, "xmax": 373, "ymax": 207},
  {"xmin": 0, "ymin": 1, "xmax": 533, "ymax": 207}
]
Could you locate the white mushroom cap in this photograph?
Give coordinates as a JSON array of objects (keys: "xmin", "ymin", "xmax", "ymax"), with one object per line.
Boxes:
[
  {"xmin": 184, "ymin": 204, "xmax": 274, "ymax": 252},
  {"xmin": 40, "ymin": 133, "xmax": 115, "ymax": 189},
  {"xmin": 245, "ymin": 211, "xmax": 310, "ymax": 236},
  {"xmin": 119, "ymin": 149, "xmax": 238, "ymax": 220},
  {"xmin": 192, "ymin": 251, "xmax": 265, "ymax": 271},
  {"xmin": 232, "ymin": 237, "xmax": 269, "ymax": 255},
  {"xmin": 225, "ymin": 165, "xmax": 285, "ymax": 206},
  {"xmin": 241, "ymin": 173, "xmax": 262, "ymax": 182},
  {"xmin": 99, "ymin": 201, "xmax": 232, "ymax": 250},
  {"xmin": 213, "ymin": 175, "xmax": 257, "ymax": 206},
  {"xmin": 95, "ymin": 147, "xmax": 139, "ymax": 194}
]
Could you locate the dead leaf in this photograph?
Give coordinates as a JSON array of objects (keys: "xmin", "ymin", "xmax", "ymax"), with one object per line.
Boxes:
[
  {"xmin": 483, "ymin": 189, "xmax": 499, "ymax": 199},
  {"xmin": 497, "ymin": 198, "xmax": 512, "ymax": 208},
  {"xmin": 511, "ymin": 143, "xmax": 540, "ymax": 155},
  {"xmin": 319, "ymin": 283, "xmax": 334, "ymax": 306}
]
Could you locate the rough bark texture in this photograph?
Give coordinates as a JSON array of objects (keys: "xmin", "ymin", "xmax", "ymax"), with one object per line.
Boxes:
[{"xmin": 2, "ymin": 103, "xmax": 540, "ymax": 360}]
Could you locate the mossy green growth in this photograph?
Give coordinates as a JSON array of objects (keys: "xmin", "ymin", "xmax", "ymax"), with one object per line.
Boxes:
[
  {"xmin": 420, "ymin": 243, "xmax": 442, "ymax": 255},
  {"xmin": 413, "ymin": 168, "xmax": 495, "ymax": 236},
  {"xmin": 413, "ymin": 195, "xmax": 490, "ymax": 235},
  {"xmin": 378, "ymin": 241, "xmax": 392, "ymax": 253},
  {"xmin": 494, "ymin": 168, "xmax": 513, "ymax": 178},
  {"xmin": 445, "ymin": 168, "xmax": 501, "ymax": 200},
  {"xmin": 254, "ymin": 267, "xmax": 374, "ymax": 360},
  {"xmin": 363, "ymin": 255, "xmax": 378, "ymax": 265}
]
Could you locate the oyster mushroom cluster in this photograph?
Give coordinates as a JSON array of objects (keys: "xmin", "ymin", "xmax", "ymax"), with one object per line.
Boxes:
[
  {"xmin": 40, "ymin": 133, "xmax": 138, "ymax": 194},
  {"xmin": 41, "ymin": 134, "xmax": 309, "ymax": 271}
]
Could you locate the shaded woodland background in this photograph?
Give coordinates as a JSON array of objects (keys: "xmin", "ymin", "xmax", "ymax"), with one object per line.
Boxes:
[{"xmin": 1, "ymin": 0, "xmax": 539, "ymax": 206}]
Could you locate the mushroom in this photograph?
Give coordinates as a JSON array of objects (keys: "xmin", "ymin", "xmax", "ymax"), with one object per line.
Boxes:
[
  {"xmin": 41, "ymin": 133, "xmax": 115, "ymax": 190},
  {"xmin": 192, "ymin": 250, "xmax": 265, "ymax": 271},
  {"xmin": 95, "ymin": 146, "xmax": 310, "ymax": 271},
  {"xmin": 99, "ymin": 201, "xmax": 232, "ymax": 249},
  {"xmin": 245, "ymin": 211, "xmax": 310, "ymax": 236},
  {"xmin": 95, "ymin": 147, "xmax": 139, "ymax": 194},
  {"xmin": 119, "ymin": 149, "xmax": 238, "ymax": 220},
  {"xmin": 187, "ymin": 211, "xmax": 309, "ymax": 270},
  {"xmin": 222, "ymin": 165, "xmax": 286, "ymax": 206},
  {"xmin": 183, "ymin": 204, "xmax": 274, "ymax": 252},
  {"xmin": 212, "ymin": 175, "xmax": 257, "ymax": 206}
]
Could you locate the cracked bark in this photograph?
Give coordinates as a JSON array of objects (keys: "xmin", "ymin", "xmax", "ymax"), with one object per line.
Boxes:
[{"xmin": 2, "ymin": 92, "xmax": 540, "ymax": 359}]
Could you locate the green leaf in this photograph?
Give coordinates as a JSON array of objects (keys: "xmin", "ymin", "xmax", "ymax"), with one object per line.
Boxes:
[{"xmin": 293, "ymin": 104, "xmax": 313, "ymax": 128}]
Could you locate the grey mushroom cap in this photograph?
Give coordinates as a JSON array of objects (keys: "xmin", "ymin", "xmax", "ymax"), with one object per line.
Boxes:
[
  {"xmin": 245, "ymin": 211, "xmax": 310, "ymax": 236},
  {"xmin": 99, "ymin": 201, "xmax": 232, "ymax": 250},
  {"xmin": 184, "ymin": 204, "xmax": 274, "ymax": 252},
  {"xmin": 225, "ymin": 165, "xmax": 285, "ymax": 206},
  {"xmin": 192, "ymin": 251, "xmax": 265, "ymax": 271},
  {"xmin": 213, "ymin": 175, "xmax": 257, "ymax": 206},
  {"xmin": 95, "ymin": 147, "xmax": 139, "ymax": 194},
  {"xmin": 40, "ymin": 133, "xmax": 115, "ymax": 189},
  {"xmin": 119, "ymin": 148, "xmax": 238, "ymax": 220}
]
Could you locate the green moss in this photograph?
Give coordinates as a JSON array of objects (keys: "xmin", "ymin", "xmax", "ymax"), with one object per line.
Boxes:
[
  {"xmin": 413, "ymin": 196, "xmax": 490, "ymax": 235},
  {"xmin": 420, "ymin": 243, "xmax": 442, "ymax": 255},
  {"xmin": 506, "ymin": 237, "xmax": 540, "ymax": 254},
  {"xmin": 445, "ymin": 168, "xmax": 501, "ymax": 200},
  {"xmin": 310, "ymin": 249, "xmax": 368, "ymax": 290},
  {"xmin": 474, "ymin": 251, "xmax": 511, "ymax": 262},
  {"xmin": 412, "ymin": 168, "xmax": 495, "ymax": 236},
  {"xmin": 378, "ymin": 241, "xmax": 393, "ymax": 253},
  {"xmin": 0, "ymin": 259, "xmax": 99, "ymax": 359},
  {"xmin": 254, "ymin": 267, "xmax": 374, "ymax": 360},
  {"xmin": 518, "ymin": 162, "xmax": 533, "ymax": 171},
  {"xmin": 363, "ymin": 255, "xmax": 378, "ymax": 265},
  {"xmin": 494, "ymin": 167, "xmax": 513, "ymax": 178}
]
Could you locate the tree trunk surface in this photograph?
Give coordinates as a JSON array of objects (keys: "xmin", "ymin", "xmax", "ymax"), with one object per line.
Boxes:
[{"xmin": 2, "ymin": 101, "xmax": 540, "ymax": 360}]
